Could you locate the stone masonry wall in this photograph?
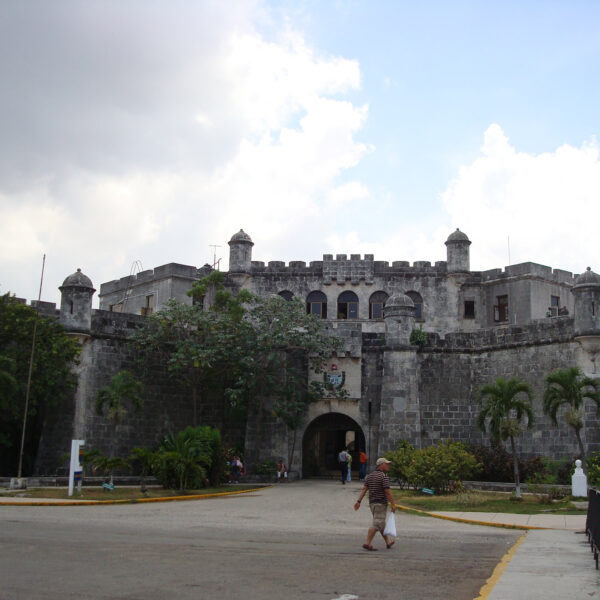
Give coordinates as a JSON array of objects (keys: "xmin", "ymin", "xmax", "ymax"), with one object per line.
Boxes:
[
  {"xmin": 35, "ymin": 310, "xmax": 234, "ymax": 474},
  {"xmin": 417, "ymin": 317, "xmax": 600, "ymax": 460}
]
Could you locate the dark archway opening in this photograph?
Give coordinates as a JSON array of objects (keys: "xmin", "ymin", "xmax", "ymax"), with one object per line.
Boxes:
[{"xmin": 302, "ymin": 412, "xmax": 365, "ymax": 478}]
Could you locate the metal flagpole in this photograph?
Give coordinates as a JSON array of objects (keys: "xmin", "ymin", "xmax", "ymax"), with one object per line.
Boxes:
[{"xmin": 17, "ymin": 254, "xmax": 46, "ymax": 479}]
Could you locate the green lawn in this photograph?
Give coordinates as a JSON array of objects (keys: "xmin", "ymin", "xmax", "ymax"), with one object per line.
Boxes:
[
  {"xmin": 391, "ymin": 489, "xmax": 586, "ymax": 515},
  {"xmin": 0, "ymin": 485, "xmax": 265, "ymax": 502}
]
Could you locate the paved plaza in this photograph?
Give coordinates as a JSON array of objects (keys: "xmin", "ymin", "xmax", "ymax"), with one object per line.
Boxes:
[{"xmin": 1, "ymin": 481, "xmax": 598, "ymax": 599}]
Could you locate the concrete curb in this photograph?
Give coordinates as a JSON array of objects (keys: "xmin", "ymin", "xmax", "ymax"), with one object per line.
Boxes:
[
  {"xmin": 394, "ymin": 503, "xmax": 548, "ymax": 530},
  {"xmin": 0, "ymin": 485, "xmax": 271, "ymax": 506}
]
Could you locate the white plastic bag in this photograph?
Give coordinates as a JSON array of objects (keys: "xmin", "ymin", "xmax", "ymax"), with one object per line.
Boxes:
[{"xmin": 383, "ymin": 512, "xmax": 397, "ymax": 537}]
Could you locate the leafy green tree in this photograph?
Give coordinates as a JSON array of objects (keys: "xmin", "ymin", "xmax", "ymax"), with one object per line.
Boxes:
[
  {"xmin": 245, "ymin": 295, "xmax": 345, "ymax": 470},
  {"xmin": 476, "ymin": 377, "xmax": 534, "ymax": 499},
  {"xmin": 131, "ymin": 272, "xmax": 253, "ymax": 428},
  {"xmin": 95, "ymin": 370, "xmax": 143, "ymax": 458},
  {"xmin": 0, "ymin": 293, "xmax": 80, "ymax": 475},
  {"xmin": 543, "ymin": 366, "xmax": 600, "ymax": 473},
  {"xmin": 132, "ymin": 276, "xmax": 343, "ymax": 470}
]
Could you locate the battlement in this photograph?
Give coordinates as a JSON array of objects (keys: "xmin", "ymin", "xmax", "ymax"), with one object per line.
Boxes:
[
  {"xmin": 99, "ymin": 262, "xmax": 204, "ymax": 296},
  {"xmin": 14, "ymin": 298, "xmax": 59, "ymax": 318},
  {"xmin": 482, "ymin": 262, "xmax": 575, "ymax": 285},
  {"xmin": 248, "ymin": 254, "xmax": 448, "ymax": 282}
]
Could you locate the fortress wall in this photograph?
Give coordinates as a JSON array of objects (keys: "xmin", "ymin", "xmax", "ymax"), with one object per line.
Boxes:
[
  {"xmin": 34, "ymin": 310, "xmax": 231, "ymax": 474},
  {"xmin": 418, "ymin": 329, "xmax": 600, "ymax": 460}
]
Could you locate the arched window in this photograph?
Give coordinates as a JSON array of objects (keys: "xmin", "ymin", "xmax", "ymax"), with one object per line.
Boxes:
[
  {"xmin": 278, "ymin": 290, "xmax": 294, "ymax": 301},
  {"xmin": 337, "ymin": 291, "xmax": 359, "ymax": 319},
  {"xmin": 406, "ymin": 291, "xmax": 423, "ymax": 320},
  {"xmin": 369, "ymin": 291, "xmax": 389, "ymax": 319},
  {"xmin": 307, "ymin": 291, "xmax": 327, "ymax": 318}
]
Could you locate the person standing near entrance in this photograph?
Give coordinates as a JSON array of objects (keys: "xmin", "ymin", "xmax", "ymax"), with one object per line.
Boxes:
[
  {"xmin": 276, "ymin": 459, "xmax": 288, "ymax": 482},
  {"xmin": 353, "ymin": 457, "xmax": 396, "ymax": 550},
  {"xmin": 338, "ymin": 447, "xmax": 349, "ymax": 484},
  {"xmin": 346, "ymin": 451, "xmax": 352, "ymax": 482},
  {"xmin": 359, "ymin": 450, "xmax": 367, "ymax": 481}
]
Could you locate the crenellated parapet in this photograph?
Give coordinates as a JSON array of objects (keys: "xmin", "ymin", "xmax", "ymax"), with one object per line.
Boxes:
[
  {"xmin": 481, "ymin": 262, "xmax": 575, "ymax": 285},
  {"xmin": 247, "ymin": 255, "xmax": 448, "ymax": 280}
]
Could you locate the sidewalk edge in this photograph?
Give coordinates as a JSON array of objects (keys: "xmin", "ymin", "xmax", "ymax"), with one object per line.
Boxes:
[{"xmin": 473, "ymin": 532, "xmax": 527, "ymax": 600}]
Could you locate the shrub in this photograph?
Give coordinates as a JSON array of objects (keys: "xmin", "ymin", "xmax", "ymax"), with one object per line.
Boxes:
[
  {"xmin": 528, "ymin": 483, "xmax": 570, "ymax": 504},
  {"xmin": 385, "ymin": 440, "xmax": 415, "ymax": 488},
  {"xmin": 467, "ymin": 443, "xmax": 514, "ymax": 482},
  {"xmin": 410, "ymin": 325, "xmax": 428, "ymax": 347},
  {"xmin": 524, "ymin": 456, "xmax": 574, "ymax": 485},
  {"xmin": 154, "ymin": 426, "xmax": 222, "ymax": 491},
  {"xmin": 587, "ymin": 452, "xmax": 600, "ymax": 487},
  {"xmin": 520, "ymin": 456, "xmax": 546, "ymax": 483},
  {"xmin": 468, "ymin": 444, "xmax": 556, "ymax": 484},
  {"xmin": 405, "ymin": 440, "xmax": 481, "ymax": 493}
]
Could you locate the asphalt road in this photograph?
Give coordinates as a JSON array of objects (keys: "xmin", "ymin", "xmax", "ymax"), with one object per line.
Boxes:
[{"xmin": 0, "ymin": 480, "xmax": 520, "ymax": 600}]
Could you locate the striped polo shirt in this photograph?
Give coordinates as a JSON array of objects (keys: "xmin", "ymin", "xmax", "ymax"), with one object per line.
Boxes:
[{"xmin": 365, "ymin": 469, "xmax": 390, "ymax": 505}]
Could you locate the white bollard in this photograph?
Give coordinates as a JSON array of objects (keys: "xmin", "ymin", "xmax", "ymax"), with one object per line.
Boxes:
[{"xmin": 572, "ymin": 459, "xmax": 588, "ymax": 498}]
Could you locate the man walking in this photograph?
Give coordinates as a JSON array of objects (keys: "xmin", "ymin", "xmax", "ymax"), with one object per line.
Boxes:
[
  {"xmin": 338, "ymin": 447, "xmax": 349, "ymax": 484},
  {"xmin": 353, "ymin": 457, "xmax": 396, "ymax": 550}
]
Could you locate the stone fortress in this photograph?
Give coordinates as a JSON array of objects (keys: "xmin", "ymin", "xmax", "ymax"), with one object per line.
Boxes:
[{"xmin": 32, "ymin": 229, "xmax": 600, "ymax": 476}]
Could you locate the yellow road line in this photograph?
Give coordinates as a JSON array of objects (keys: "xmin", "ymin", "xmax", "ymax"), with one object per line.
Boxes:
[
  {"xmin": 473, "ymin": 532, "xmax": 527, "ymax": 600},
  {"xmin": 394, "ymin": 503, "xmax": 547, "ymax": 530},
  {"xmin": 0, "ymin": 486, "xmax": 271, "ymax": 506}
]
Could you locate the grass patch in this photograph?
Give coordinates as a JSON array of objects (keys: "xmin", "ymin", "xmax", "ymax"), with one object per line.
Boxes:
[
  {"xmin": 0, "ymin": 485, "xmax": 264, "ymax": 502},
  {"xmin": 391, "ymin": 489, "xmax": 586, "ymax": 515}
]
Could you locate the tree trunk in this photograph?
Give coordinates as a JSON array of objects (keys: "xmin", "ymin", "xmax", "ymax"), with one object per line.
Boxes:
[
  {"xmin": 192, "ymin": 386, "xmax": 197, "ymax": 427},
  {"xmin": 574, "ymin": 426, "xmax": 587, "ymax": 474},
  {"xmin": 288, "ymin": 427, "xmax": 297, "ymax": 473},
  {"xmin": 510, "ymin": 436, "xmax": 521, "ymax": 499},
  {"xmin": 253, "ymin": 366, "xmax": 267, "ymax": 468}
]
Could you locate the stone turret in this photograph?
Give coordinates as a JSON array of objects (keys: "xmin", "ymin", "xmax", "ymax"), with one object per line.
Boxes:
[
  {"xmin": 572, "ymin": 267, "xmax": 600, "ymax": 374},
  {"xmin": 445, "ymin": 228, "xmax": 471, "ymax": 274},
  {"xmin": 380, "ymin": 292, "xmax": 421, "ymax": 451},
  {"xmin": 59, "ymin": 268, "xmax": 95, "ymax": 334},
  {"xmin": 384, "ymin": 292, "xmax": 416, "ymax": 345},
  {"xmin": 228, "ymin": 229, "xmax": 254, "ymax": 273},
  {"xmin": 572, "ymin": 267, "xmax": 600, "ymax": 336}
]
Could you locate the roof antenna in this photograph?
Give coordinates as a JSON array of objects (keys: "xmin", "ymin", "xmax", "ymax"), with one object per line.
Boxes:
[{"xmin": 209, "ymin": 245, "xmax": 222, "ymax": 270}]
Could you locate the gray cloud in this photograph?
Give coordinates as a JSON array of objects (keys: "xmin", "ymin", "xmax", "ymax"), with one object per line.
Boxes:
[{"xmin": 0, "ymin": 1, "xmax": 258, "ymax": 193}]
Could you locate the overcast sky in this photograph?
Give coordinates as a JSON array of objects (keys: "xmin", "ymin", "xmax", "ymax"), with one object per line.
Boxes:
[{"xmin": 1, "ymin": 1, "xmax": 599, "ymax": 307}]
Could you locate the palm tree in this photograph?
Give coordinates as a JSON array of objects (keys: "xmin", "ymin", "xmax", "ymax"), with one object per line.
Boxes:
[
  {"xmin": 476, "ymin": 377, "xmax": 534, "ymax": 499},
  {"xmin": 543, "ymin": 367, "xmax": 600, "ymax": 473},
  {"xmin": 95, "ymin": 370, "xmax": 143, "ymax": 461}
]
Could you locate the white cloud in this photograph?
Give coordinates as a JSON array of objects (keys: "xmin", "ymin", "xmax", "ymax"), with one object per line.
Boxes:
[
  {"xmin": 441, "ymin": 124, "xmax": 600, "ymax": 275},
  {"xmin": 0, "ymin": 4, "xmax": 370, "ymax": 305}
]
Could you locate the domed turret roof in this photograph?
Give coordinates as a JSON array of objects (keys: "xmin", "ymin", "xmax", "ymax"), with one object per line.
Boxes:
[
  {"xmin": 60, "ymin": 268, "xmax": 94, "ymax": 290},
  {"xmin": 445, "ymin": 228, "xmax": 470, "ymax": 243},
  {"xmin": 229, "ymin": 229, "xmax": 253, "ymax": 244},
  {"xmin": 385, "ymin": 293, "xmax": 415, "ymax": 309},
  {"xmin": 574, "ymin": 267, "xmax": 600, "ymax": 288}
]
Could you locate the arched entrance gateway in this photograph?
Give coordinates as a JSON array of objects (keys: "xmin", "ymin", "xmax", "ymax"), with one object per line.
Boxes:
[{"xmin": 302, "ymin": 413, "xmax": 366, "ymax": 478}]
